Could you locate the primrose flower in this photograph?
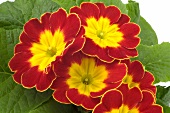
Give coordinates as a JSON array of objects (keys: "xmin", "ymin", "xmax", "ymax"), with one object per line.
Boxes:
[
  {"xmin": 121, "ymin": 59, "xmax": 156, "ymax": 94},
  {"xmin": 51, "ymin": 51, "xmax": 127, "ymax": 110},
  {"xmin": 93, "ymin": 84, "xmax": 163, "ymax": 113},
  {"xmin": 70, "ymin": 2, "xmax": 140, "ymax": 62},
  {"xmin": 8, "ymin": 8, "xmax": 83, "ymax": 92}
]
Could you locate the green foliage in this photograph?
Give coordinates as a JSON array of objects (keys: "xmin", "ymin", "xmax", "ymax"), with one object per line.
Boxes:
[
  {"xmin": 126, "ymin": 0, "xmax": 140, "ymax": 23},
  {"xmin": 138, "ymin": 16, "xmax": 158, "ymax": 45},
  {"xmin": 29, "ymin": 98, "xmax": 78, "ymax": 113},
  {"xmin": 52, "ymin": 0, "xmax": 76, "ymax": 12},
  {"xmin": 132, "ymin": 43, "xmax": 170, "ymax": 83},
  {"xmin": 156, "ymin": 86, "xmax": 170, "ymax": 113},
  {"xmin": 0, "ymin": 73, "xmax": 53, "ymax": 113},
  {"xmin": 0, "ymin": 28, "xmax": 21, "ymax": 72},
  {"xmin": 0, "ymin": 0, "xmax": 59, "ymax": 29}
]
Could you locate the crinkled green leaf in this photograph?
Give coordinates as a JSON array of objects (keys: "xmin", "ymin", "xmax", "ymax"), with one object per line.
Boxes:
[
  {"xmin": 132, "ymin": 43, "xmax": 170, "ymax": 83},
  {"xmin": 0, "ymin": 73, "xmax": 53, "ymax": 113},
  {"xmin": 138, "ymin": 16, "xmax": 158, "ymax": 45},
  {"xmin": 76, "ymin": 0, "xmax": 90, "ymax": 5},
  {"xmin": 126, "ymin": 0, "xmax": 140, "ymax": 23},
  {"xmin": 0, "ymin": 28, "xmax": 21, "ymax": 73},
  {"xmin": 0, "ymin": 0, "xmax": 59, "ymax": 29},
  {"xmin": 52, "ymin": 0, "xmax": 76, "ymax": 12},
  {"xmin": 156, "ymin": 86, "xmax": 170, "ymax": 113},
  {"xmin": 29, "ymin": 98, "xmax": 79, "ymax": 113}
]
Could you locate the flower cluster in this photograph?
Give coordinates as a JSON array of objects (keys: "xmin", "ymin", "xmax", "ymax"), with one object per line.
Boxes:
[{"xmin": 9, "ymin": 2, "xmax": 163, "ymax": 113}]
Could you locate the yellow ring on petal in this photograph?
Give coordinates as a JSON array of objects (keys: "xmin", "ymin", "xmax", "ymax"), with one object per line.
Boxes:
[
  {"xmin": 84, "ymin": 17, "xmax": 123, "ymax": 48},
  {"xmin": 122, "ymin": 74, "xmax": 139, "ymax": 88},
  {"xmin": 105, "ymin": 105, "xmax": 139, "ymax": 113},
  {"xmin": 29, "ymin": 29, "xmax": 66, "ymax": 71},
  {"xmin": 67, "ymin": 58, "xmax": 108, "ymax": 96}
]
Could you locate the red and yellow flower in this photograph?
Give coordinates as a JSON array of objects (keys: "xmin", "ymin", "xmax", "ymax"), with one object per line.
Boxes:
[
  {"xmin": 51, "ymin": 51, "xmax": 127, "ymax": 110},
  {"xmin": 121, "ymin": 59, "xmax": 156, "ymax": 94},
  {"xmin": 8, "ymin": 8, "xmax": 83, "ymax": 92},
  {"xmin": 93, "ymin": 84, "xmax": 163, "ymax": 113},
  {"xmin": 70, "ymin": 2, "xmax": 140, "ymax": 62}
]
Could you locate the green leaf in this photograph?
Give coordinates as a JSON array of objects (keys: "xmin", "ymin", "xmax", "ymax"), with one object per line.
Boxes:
[
  {"xmin": 156, "ymin": 86, "xmax": 170, "ymax": 113},
  {"xmin": 76, "ymin": 0, "xmax": 90, "ymax": 6},
  {"xmin": 52, "ymin": 0, "xmax": 76, "ymax": 12},
  {"xmin": 0, "ymin": 28, "xmax": 22, "ymax": 73},
  {"xmin": 132, "ymin": 43, "xmax": 170, "ymax": 83},
  {"xmin": 29, "ymin": 98, "xmax": 79, "ymax": 113},
  {"xmin": 126, "ymin": 0, "xmax": 140, "ymax": 23},
  {"xmin": 0, "ymin": 0, "xmax": 59, "ymax": 29},
  {"xmin": 138, "ymin": 16, "xmax": 158, "ymax": 45},
  {"xmin": 0, "ymin": 73, "xmax": 53, "ymax": 113}
]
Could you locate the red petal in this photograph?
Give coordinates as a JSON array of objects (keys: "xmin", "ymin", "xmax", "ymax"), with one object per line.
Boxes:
[
  {"xmin": 138, "ymin": 91, "xmax": 156, "ymax": 112},
  {"xmin": 21, "ymin": 66, "xmax": 40, "ymax": 89},
  {"xmin": 116, "ymin": 14, "xmax": 130, "ymax": 27},
  {"xmin": 19, "ymin": 32, "xmax": 33, "ymax": 45},
  {"xmin": 118, "ymin": 84, "xmax": 142, "ymax": 109},
  {"xmin": 104, "ymin": 62, "xmax": 126, "ymax": 83},
  {"xmin": 120, "ymin": 47, "xmax": 138, "ymax": 57},
  {"xmin": 40, "ymin": 13, "xmax": 51, "ymax": 30},
  {"xmin": 9, "ymin": 52, "xmax": 31, "ymax": 71},
  {"xmin": 108, "ymin": 47, "xmax": 128, "ymax": 59},
  {"xmin": 53, "ymin": 89, "xmax": 70, "ymax": 104},
  {"xmin": 95, "ymin": 3, "xmax": 105, "ymax": 16},
  {"xmin": 103, "ymin": 6, "xmax": 121, "ymax": 24},
  {"xmin": 36, "ymin": 68, "xmax": 56, "ymax": 92},
  {"xmin": 12, "ymin": 66, "xmax": 29, "ymax": 84},
  {"xmin": 141, "ymin": 105, "xmax": 163, "ymax": 113},
  {"xmin": 82, "ymin": 38, "xmax": 114, "ymax": 62},
  {"xmin": 101, "ymin": 90, "xmax": 122, "ymax": 109},
  {"xmin": 90, "ymin": 82, "xmax": 121, "ymax": 97},
  {"xmin": 70, "ymin": 6, "xmax": 87, "ymax": 25},
  {"xmin": 93, "ymin": 103, "xmax": 109, "ymax": 113},
  {"xmin": 128, "ymin": 60, "xmax": 144, "ymax": 82},
  {"xmin": 62, "ymin": 13, "xmax": 81, "ymax": 42},
  {"xmin": 51, "ymin": 78, "xmax": 70, "ymax": 104},
  {"xmin": 119, "ymin": 36, "xmax": 140, "ymax": 49},
  {"xmin": 50, "ymin": 8, "xmax": 67, "ymax": 33},
  {"xmin": 140, "ymin": 72, "xmax": 156, "ymax": 94},
  {"xmin": 15, "ymin": 43, "xmax": 31, "ymax": 53},
  {"xmin": 66, "ymin": 89, "xmax": 100, "ymax": 110},
  {"xmin": 119, "ymin": 23, "xmax": 140, "ymax": 37},
  {"xmin": 66, "ymin": 27, "xmax": 85, "ymax": 55},
  {"xmin": 80, "ymin": 2, "xmax": 99, "ymax": 19},
  {"xmin": 24, "ymin": 18, "xmax": 44, "ymax": 42}
]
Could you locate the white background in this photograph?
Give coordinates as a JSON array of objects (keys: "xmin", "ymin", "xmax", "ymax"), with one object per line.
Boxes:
[{"xmin": 0, "ymin": 0, "xmax": 170, "ymax": 86}]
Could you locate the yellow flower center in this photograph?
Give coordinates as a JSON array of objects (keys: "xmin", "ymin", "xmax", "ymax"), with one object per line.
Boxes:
[
  {"xmin": 122, "ymin": 74, "xmax": 139, "ymax": 88},
  {"xmin": 84, "ymin": 17, "xmax": 124, "ymax": 48},
  {"xmin": 29, "ymin": 29, "xmax": 66, "ymax": 71},
  {"xmin": 67, "ymin": 58, "xmax": 108, "ymax": 96},
  {"xmin": 106, "ymin": 105, "xmax": 139, "ymax": 113}
]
